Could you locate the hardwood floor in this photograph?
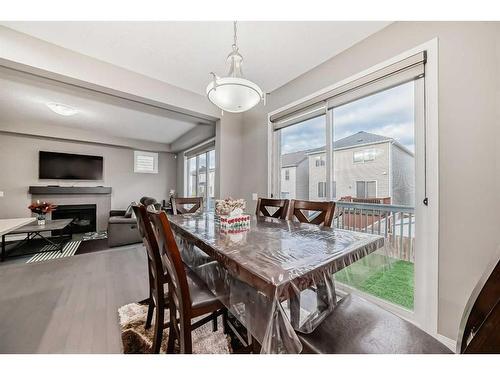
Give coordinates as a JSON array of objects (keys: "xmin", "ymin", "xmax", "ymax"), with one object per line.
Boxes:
[{"xmin": 0, "ymin": 244, "xmax": 148, "ymax": 353}]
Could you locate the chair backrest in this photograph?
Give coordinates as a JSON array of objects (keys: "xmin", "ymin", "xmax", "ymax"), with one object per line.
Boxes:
[
  {"xmin": 457, "ymin": 255, "xmax": 500, "ymax": 353},
  {"xmin": 132, "ymin": 204, "xmax": 165, "ymax": 300},
  {"xmin": 171, "ymin": 197, "xmax": 203, "ymax": 215},
  {"xmin": 287, "ymin": 199, "xmax": 335, "ymax": 227},
  {"xmin": 255, "ymin": 198, "xmax": 289, "ymax": 219},
  {"xmin": 148, "ymin": 210, "xmax": 192, "ymax": 315}
]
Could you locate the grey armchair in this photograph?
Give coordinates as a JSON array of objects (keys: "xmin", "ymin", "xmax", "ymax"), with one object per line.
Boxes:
[
  {"xmin": 107, "ymin": 209, "xmax": 142, "ymax": 248},
  {"xmin": 107, "ymin": 196, "xmax": 160, "ymax": 248}
]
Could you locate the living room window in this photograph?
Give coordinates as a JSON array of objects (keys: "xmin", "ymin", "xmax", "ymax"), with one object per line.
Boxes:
[
  {"xmin": 185, "ymin": 142, "xmax": 216, "ymax": 210},
  {"xmin": 134, "ymin": 150, "xmax": 158, "ymax": 174}
]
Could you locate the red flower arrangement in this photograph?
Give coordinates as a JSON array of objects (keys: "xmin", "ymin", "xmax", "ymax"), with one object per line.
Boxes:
[{"xmin": 28, "ymin": 201, "xmax": 58, "ymax": 215}]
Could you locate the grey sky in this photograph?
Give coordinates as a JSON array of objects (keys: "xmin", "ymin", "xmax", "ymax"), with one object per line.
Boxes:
[{"xmin": 280, "ymin": 81, "xmax": 415, "ymax": 154}]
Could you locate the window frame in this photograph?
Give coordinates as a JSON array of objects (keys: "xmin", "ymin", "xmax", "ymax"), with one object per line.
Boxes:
[
  {"xmin": 353, "ymin": 149, "xmax": 376, "ymax": 164},
  {"xmin": 317, "ymin": 181, "xmax": 327, "ymax": 198},
  {"xmin": 355, "ymin": 180, "xmax": 378, "ymax": 198},
  {"xmin": 133, "ymin": 150, "xmax": 158, "ymax": 174},
  {"xmin": 184, "ymin": 146, "xmax": 216, "ymax": 210}
]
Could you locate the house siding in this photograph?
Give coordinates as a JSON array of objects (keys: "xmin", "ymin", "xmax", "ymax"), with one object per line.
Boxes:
[
  {"xmin": 295, "ymin": 159, "xmax": 309, "ymax": 199},
  {"xmin": 391, "ymin": 144, "xmax": 415, "ymax": 205},
  {"xmin": 308, "ymin": 154, "xmax": 327, "ymax": 200},
  {"xmin": 308, "ymin": 142, "xmax": 391, "ymax": 200},
  {"xmin": 280, "ymin": 166, "xmax": 296, "ymax": 198}
]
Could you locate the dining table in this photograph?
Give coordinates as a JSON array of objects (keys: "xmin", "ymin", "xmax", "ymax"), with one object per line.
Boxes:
[{"xmin": 168, "ymin": 211, "xmax": 385, "ymax": 354}]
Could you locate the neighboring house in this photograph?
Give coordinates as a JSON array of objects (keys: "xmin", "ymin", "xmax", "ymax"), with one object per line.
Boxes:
[
  {"xmin": 280, "ymin": 150, "xmax": 309, "ymax": 199},
  {"xmin": 281, "ymin": 131, "xmax": 415, "ymax": 205}
]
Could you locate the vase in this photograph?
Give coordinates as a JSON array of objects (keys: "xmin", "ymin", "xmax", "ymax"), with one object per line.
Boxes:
[{"xmin": 37, "ymin": 213, "xmax": 46, "ymax": 226}]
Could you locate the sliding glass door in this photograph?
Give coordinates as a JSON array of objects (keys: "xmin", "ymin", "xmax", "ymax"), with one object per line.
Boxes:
[
  {"xmin": 186, "ymin": 148, "xmax": 216, "ymax": 210},
  {"xmin": 271, "ymin": 71, "xmax": 425, "ymax": 317},
  {"xmin": 332, "ymin": 81, "xmax": 417, "ymax": 311}
]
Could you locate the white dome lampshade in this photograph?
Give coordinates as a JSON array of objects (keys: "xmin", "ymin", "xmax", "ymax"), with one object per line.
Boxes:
[
  {"xmin": 206, "ymin": 76, "xmax": 263, "ymax": 113},
  {"xmin": 206, "ymin": 22, "xmax": 264, "ymax": 113}
]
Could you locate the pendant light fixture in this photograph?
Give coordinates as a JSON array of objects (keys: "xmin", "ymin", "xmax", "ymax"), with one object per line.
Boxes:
[{"xmin": 206, "ymin": 21, "xmax": 264, "ymax": 113}]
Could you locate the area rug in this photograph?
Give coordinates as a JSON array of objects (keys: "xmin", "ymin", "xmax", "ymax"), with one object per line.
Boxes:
[
  {"xmin": 25, "ymin": 237, "xmax": 109, "ymax": 263},
  {"xmin": 118, "ymin": 302, "xmax": 231, "ymax": 354},
  {"xmin": 26, "ymin": 240, "xmax": 82, "ymax": 263}
]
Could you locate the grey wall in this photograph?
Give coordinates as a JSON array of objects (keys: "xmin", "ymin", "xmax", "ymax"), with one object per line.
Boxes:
[
  {"xmin": 0, "ymin": 132, "xmax": 177, "ymax": 218},
  {"xmin": 240, "ymin": 22, "xmax": 500, "ymax": 340},
  {"xmin": 215, "ymin": 113, "xmax": 244, "ymax": 198}
]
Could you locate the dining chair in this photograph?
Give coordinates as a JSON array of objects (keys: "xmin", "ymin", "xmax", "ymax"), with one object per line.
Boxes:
[
  {"xmin": 456, "ymin": 255, "xmax": 499, "ymax": 353},
  {"xmin": 132, "ymin": 204, "xmax": 169, "ymax": 353},
  {"xmin": 297, "ymin": 255, "xmax": 500, "ymax": 354},
  {"xmin": 171, "ymin": 197, "xmax": 203, "ymax": 215},
  {"xmin": 148, "ymin": 210, "xmax": 227, "ymax": 354},
  {"xmin": 255, "ymin": 198, "xmax": 289, "ymax": 219},
  {"xmin": 287, "ymin": 199, "xmax": 335, "ymax": 227}
]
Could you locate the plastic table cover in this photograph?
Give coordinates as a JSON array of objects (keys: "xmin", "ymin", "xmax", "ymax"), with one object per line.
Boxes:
[{"xmin": 168, "ymin": 212, "xmax": 385, "ymax": 354}]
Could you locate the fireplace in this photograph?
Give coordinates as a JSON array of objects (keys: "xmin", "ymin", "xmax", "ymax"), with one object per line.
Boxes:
[{"xmin": 51, "ymin": 204, "xmax": 97, "ymax": 234}]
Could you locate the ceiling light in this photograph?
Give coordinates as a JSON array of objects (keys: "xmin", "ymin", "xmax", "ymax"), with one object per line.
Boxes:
[
  {"xmin": 46, "ymin": 102, "xmax": 78, "ymax": 116},
  {"xmin": 206, "ymin": 21, "xmax": 264, "ymax": 114}
]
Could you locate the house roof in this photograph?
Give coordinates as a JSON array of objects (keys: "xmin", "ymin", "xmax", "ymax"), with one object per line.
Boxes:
[
  {"xmin": 281, "ymin": 150, "xmax": 308, "ymax": 167},
  {"xmin": 333, "ymin": 131, "xmax": 392, "ymax": 149},
  {"xmin": 281, "ymin": 131, "xmax": 413, "ymax": 162}
]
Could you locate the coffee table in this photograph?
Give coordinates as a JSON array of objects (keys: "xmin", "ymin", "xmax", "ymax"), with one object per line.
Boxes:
[{"xmin": 1, "ymin": 218, "xmax": 73, "ymax": 261}]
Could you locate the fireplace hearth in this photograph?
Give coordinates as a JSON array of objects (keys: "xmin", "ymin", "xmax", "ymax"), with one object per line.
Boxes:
[{"xmin": 51, "ymin": 204, "xmax": 97, "ymax": 235}]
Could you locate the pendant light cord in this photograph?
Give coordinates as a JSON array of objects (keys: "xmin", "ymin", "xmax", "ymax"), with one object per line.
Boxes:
[{"xmin": 233, "ymin": 21, "xmax": 238, "ymax": 48}]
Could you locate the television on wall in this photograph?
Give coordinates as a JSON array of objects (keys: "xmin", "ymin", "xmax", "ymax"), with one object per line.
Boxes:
[{"xmin": 39, "ymin": 151, "xmax": 103, "ymax": 180}]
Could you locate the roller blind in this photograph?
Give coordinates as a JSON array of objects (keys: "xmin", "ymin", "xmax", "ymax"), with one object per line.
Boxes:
[
  {"xmin": 270, "ymin": 51, "xmax": 426, "ymax": 129},
  {"xmin": 184, "ymin": 140, "xmax": 215, "ymax": 158}
]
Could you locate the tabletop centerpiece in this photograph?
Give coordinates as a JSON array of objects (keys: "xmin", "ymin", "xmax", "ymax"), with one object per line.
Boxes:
[
  {"xmin": 28, "ymin": 200, "xmax": 57, "ymax": 225},
  {"xmin": 215, "ymin": 197, "xmax": 250, "ymax": 230}
]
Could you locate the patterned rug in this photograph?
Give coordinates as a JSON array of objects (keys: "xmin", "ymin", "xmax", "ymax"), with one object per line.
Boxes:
[
  {"xmin": 26, "ymin": 240, "xmax": 82, "ymax": 263},
  {"xmin": 24, "ymin": 236, "xmax": 109, "ymax": 264},
  {"xmin": 118, "ymin": 302, "xmax": 231, "ymax": 354}
]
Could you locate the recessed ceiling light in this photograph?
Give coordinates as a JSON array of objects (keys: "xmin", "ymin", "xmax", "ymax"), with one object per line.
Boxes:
[{"xmin": 46, "ymin": 102, "xmax": 78, "ymax": 116}]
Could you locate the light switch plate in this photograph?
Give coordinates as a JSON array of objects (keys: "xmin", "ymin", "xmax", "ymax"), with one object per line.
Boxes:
[
  {"xmin": 0, "ymin": 191, "xmax": 4, "ymax": 197},
  {"xmin": 252, "ymin": 193, "xmax": 258, "ymax": 201}
]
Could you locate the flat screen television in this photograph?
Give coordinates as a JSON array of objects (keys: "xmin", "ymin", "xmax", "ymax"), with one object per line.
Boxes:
[{"xmin": 39, "ymin": 151, "xmax": 103, "ymax": 180}]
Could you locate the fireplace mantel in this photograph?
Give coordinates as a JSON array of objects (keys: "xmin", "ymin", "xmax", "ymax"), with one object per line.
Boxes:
[
  {"xmin": 28, "ymin": 186, "xmax": 112, "ymax": 195},
  {"xmin": 29, "ymin": 186, "xmax": 112, "ymax": 231}
]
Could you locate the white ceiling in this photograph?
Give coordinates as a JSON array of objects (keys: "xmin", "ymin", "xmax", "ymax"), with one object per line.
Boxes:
[
  {"xmin": 1, "ymin": 21, "xmax": 391, "ymax": 95},
  {"xmin": 0, "ymin": 67, "xmax": 207, "ymax": 144}
]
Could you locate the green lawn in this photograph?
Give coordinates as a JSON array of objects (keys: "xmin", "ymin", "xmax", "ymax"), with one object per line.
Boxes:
[{"xmin": 335, "ymin": 254, "xmax": 414, "ymax": 310}]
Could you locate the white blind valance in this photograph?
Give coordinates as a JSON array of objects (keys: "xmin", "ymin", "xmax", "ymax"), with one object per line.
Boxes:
[
  {"xmin": 184, "ymin": 140, "xmax": 216, "ymax": 158},
  {"xmin": 270, "ymin": 51, "xmax": 426, "ymax": 130}
]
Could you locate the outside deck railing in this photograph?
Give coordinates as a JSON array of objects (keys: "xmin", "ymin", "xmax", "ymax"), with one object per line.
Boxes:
[{"xmin": 334, "ymin": 201, "xmax": 415, "ymax": 262}]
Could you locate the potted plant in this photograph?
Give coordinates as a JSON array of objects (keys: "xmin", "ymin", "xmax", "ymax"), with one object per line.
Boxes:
[{"xmin": 28, "ymin": 201, "xmax": 58, "ymax": 225}]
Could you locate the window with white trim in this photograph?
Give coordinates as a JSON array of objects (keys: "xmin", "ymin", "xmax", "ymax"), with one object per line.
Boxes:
[
  {"xmin": 317, "ymin": 182, "xmax": 327, "ymax": 198},
  {"xmin": 185, "ymin": 148, "xmax": 216, "ymax": 210},
  {"xmin": 134, "ymin": 151, "xmax": 158, "ymax": 174},
  {"xmin": 353, "ymin": 149, "xmax": 376, "ymax": 163},
  {"xmin": 356, "ymin": 180, "xmax": 377, "ymax": 198}
]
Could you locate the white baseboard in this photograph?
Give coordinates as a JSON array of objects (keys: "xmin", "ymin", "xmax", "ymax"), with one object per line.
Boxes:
[{"xmin": 435, "ymin": 333, "xmax": 457, "ymax": 352}]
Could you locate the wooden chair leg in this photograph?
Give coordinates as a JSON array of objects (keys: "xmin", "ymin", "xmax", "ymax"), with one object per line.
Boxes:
[
  {"xmin": 166, "ymin": 305, "xmax": 177, "ymax": 354},
  {"xmin": 212, "ymin": 312, "xmax": 218, "ymax": 332},
  {"xmin": 222, "ymin": 309, "xmax": 228, "ymax": 334},
  {"xmin": 152, "ymin": 303, "xmax": 164, "ymax": 354},
  {"xmin": 145, "ymin": 297, "xmax": 154, "ymax": 330},
  {"xmin": 180, "ymin": 319, "xmax": 193, "ymax": 354}
]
